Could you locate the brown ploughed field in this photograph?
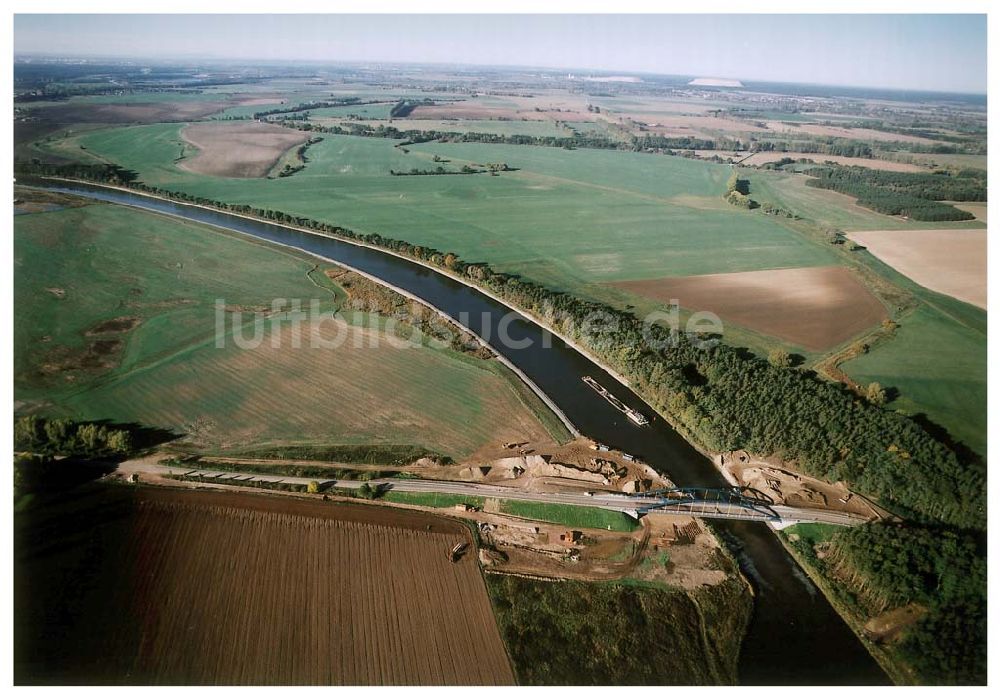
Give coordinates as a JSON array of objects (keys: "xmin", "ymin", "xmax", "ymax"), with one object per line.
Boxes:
[
  {"xmin": 180, "ymin": 121, "xmax": 309, "ymax": 178},
  {"xmin": 15, "ymin": 487, "xmax": 514, "ymax": 685},
  {"xmin": 27, "ymin": 101, "xmax": 229, "ymax": 124},
  {"xmin": 613, "ymin": 266, "xmax": 888, "ymax": 351}
]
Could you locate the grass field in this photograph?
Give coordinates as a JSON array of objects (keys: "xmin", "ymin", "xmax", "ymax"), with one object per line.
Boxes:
[
  {"xmin": 498, "ymin": 500, "xmax": 639, "ymax": 532},
  {"xmin": 46, "ymin": 123, "xmax": 988, "ymax": 447},
  {"xmin": 840, "ymin": 305, "xmax": 986, "ymax": 456},
  {"xmin": 14, "ymin": 197, "xmax": 565, "ymax": 458},
  {"xmin": 71, "ymin": 125, "xmax": 841, "ymax": 299},
  {"xmin": 382, "ymin": 491, "xmax": 487, "ymax": 508},
  {"xmin": 306, "ymin": 103, "xmax": 397, "ymax": 119},
  {"xmin": 397, "ymin": 118, "xmax": 575, "ymax": 138},
  {"xmin": 16, "ymin": 486, "xmax": 514, "ymax": 685}
]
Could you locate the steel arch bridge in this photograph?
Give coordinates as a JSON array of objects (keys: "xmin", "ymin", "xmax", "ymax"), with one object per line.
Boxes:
[{"xmin": 632, "ymin": 486, "xmax": 780, "ymax": 522}]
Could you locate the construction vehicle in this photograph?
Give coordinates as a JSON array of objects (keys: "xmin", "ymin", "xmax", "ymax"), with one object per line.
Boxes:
[{"xmin": 448, "ymin": 542, "xmax": 469, "ymax": 563}]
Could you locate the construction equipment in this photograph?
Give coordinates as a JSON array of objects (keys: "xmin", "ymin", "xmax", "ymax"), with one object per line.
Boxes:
[{"xmin": 448, "ymin": 542, "xmax": 469, "ymax": 563}]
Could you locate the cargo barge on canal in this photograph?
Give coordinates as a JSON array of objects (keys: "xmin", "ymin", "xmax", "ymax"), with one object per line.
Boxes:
[{"xmin": 582, "ymin": 376, "xmax": 650, "ymax": 426}]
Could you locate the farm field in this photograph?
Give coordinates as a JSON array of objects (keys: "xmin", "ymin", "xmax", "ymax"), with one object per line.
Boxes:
[
  {"xmin": 15, "ymin": 486, "xmax": 514, "ymax": 685},
  {"xmin": 847, "ymin": 229, "xmax": 987, "ymax": 309},
  {"xmin": 731, "ymin": 151, "xmax": 926, "ymax": 173},
  {"xmin": 888, "ymin": 152, "xmax": 987, "ymax": 171},
  {"xmin": 180, "ymin": 121, "xmax": 309, "ymax": 178},
  {"xmin": 14, "ymin": 196, "xmax": 563, "ymax": 458},
  {"xmin": 841, "ymin": 305, "xmax": 987, "ymax": 456},
  {"xmin": 71, "ymin": 126, "xmax": 842, "ymax": 297},
  {"xmin": 954, "ymin": 202, "xmax": 987, "ymax": 223},
  {"xmin": 612, "ymin": 266, "xmax": 888, "ymax": 352},
  {"xmin": 762, "ymin": 121, "xmax": 946, "ymax": 146}
]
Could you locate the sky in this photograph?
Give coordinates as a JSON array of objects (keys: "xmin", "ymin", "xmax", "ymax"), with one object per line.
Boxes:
[{"xmin": 13, "ymin": 13, "xmax": 988, "ymax": 93}]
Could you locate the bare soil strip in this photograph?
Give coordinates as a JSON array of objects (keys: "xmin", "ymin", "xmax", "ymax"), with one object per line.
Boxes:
[
  {"xmin": 847, "ymin": 229, "xmax": 987, "ymax": 310},
  {"xmin": 613, "ymin": 266, "xmax": 888, "ymax": 352}
]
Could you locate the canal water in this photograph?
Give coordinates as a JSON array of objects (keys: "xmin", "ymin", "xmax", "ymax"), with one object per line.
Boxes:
[{"xmin": 30, "ymin": 181, "xmax": 890, "ymax": 685}]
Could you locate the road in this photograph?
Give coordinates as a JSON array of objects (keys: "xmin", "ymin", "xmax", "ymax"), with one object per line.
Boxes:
[{"xmin": 121, "ymin": 460, "xmax": 871, "ymax": 527}]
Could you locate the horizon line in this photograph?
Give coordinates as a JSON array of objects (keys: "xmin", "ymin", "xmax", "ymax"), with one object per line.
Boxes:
[{"xmin": 13, "ymin": 52, "xmax": 988, "ymax": 98}]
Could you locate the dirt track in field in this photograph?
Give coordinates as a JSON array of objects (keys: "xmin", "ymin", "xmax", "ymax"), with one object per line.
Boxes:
[
  {"xmin": 180, "ymin": 121, "xmax": 309, "ymax": 178},
  {"xmin": 16, "ymin": 487, "xmax": 514, "ymax": 685},
  {"xmin": 847, "ymin": 229, "xmax": 987, "ymax": 309},
  {"xmin": 613, "ymin": 266, "xmax": 888, "ymax": 351}
]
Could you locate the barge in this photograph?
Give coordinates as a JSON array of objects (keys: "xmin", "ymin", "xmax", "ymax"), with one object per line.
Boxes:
[{"xmin": 582, "ymin": 376, "xmax": 650, "ymax": 426}]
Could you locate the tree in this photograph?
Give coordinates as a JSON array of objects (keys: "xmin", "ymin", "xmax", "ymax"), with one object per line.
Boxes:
[
  {"xmin": 14, "ymin": 416, "xmax": 43, "ymax": 450},
  {"xmin": 866, "ymin": 382, "xmax": 887, "ymax": 406},
  {"xmin": 768, "ymin": 348, "xmax": 792, "ymax": 368},
  {"xmin": 105, "ymin": 429, "xmax": 133, "ymax": 454},
  {"xmin": 43, "ymin": 418, "xmax": 73, "ymax": 449},
  {"xmin": 77, "ymin": 423, "xmax": 107, "ymax": 452}
]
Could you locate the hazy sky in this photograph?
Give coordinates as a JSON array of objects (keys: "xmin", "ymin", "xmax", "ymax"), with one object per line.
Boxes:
[{"xmin": 14, "ymin": 14, "xmax": 988, "ymax": 93}]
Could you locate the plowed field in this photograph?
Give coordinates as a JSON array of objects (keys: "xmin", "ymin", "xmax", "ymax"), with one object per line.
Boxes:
[{"xmin": 16, "ymin": 487, "xmax": 514, "ymax": 685}]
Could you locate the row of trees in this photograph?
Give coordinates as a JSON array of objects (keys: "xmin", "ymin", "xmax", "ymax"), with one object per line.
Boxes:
[
  {"xmin": 15, "ymin": 415, "xmax": 134, "ymax": 456},
  {"xmin": 806, "ymin": 166, "xmax": 984, "ymax": 221},
  {"xmin": 17, "ymin": 166, "xmax": 984, "ymax": 531},
  {"xmin": 249, "ymin": 96, "xmax": 369, "ymax": 121}
]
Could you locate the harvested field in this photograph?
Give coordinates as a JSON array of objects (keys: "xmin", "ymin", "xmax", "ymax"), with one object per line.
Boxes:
[
  {"xmin": 627, "ymin": 113, "xmax": 768, "ymax": 135},
  {"xmin": 23, "ymin": 100, "xmax": 229, "ymax": 124},
  {"xmin": 732, "ymin": 151, "xmax": 925, "ymax": 173},
  {"xmin": 765, "ymin": 121, "xmax": 945, "ymax": 145},
  {"xmin": 953, "ymin": 202, "xmax": 987, "ymax": 223},
  {"xmin": 847, "ymin": 229, "xmax": 987, "ymax": 309},
  {"xmin": 15, "ymin": 486, "xmax": 514, "ymax": 685},
  {"xmin": 613, "ymin": 266, "xmax": 888, "ymax": 351},
  {"xmin": 180, "ymin": 121, "xmax": 310, "ymax": 178}
]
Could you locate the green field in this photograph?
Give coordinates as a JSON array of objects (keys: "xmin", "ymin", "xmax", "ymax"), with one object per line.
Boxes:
[
  {"xmin": 841, "ymin": 305, "xmax": 987, "ymax": 456},
  {"xmin": 45, "ymin": 123, "xmax": 989, "ymax": 454},
  {"xmin": 393, "ymin": 118, "xmax": 575, "ymax": 138},
  {"xmin": 381, "ymin": 491, "xmax": 487, "ymax": 508},
  {"xmin": 14, "ymin": 197, "xmax": 566, "ymax": 458},
  {"xmin": 498, "ymin": 500, "xmax": 639, "ymax": 532},
  {"xmin": 306, "ymin": 103, "xmax": 397, "ymax": 119},
  {"xmin": 72, "ymin": 124, "xmax": 841, "ymax": 301}
]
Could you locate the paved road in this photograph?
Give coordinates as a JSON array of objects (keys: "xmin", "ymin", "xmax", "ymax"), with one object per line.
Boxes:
[{"xmin": 123, "ymin": 461, "xmax": 870, "ymax": 527}]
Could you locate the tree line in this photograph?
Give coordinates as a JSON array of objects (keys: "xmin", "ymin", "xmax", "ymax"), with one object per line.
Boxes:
[{"xmin": 806, "ymin": 166, "xmax": 984, "ymax": 221}]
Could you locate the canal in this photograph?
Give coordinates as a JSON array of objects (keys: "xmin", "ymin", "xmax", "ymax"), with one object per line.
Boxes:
[{"xmin": 31, "ymin": 180, "xmax": 890, "ymax": 685}]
